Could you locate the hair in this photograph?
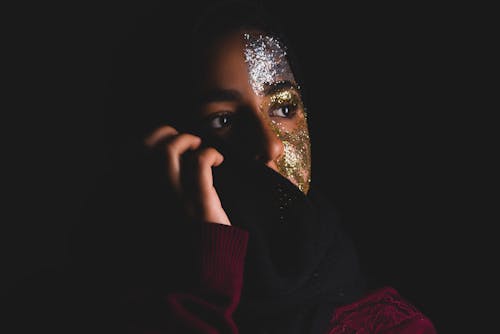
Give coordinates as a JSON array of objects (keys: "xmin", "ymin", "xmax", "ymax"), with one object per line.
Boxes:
[{"xmin": 191, "ymin": 1, "xmax": 286, "ymax": 53}]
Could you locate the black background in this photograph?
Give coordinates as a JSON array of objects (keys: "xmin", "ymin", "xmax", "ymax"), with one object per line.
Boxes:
[{"xmin": 3, "ymin": 1, "xmax": 489, "ymax": 333}]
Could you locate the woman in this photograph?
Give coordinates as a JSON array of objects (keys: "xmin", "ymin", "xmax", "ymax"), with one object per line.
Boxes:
[{"xmin": 70, "ymin": 2, "xmax": 437, "ymax": 333}]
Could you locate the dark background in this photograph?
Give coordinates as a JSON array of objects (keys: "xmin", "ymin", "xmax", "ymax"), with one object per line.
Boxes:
[{"xmin": 3, "ymin": 0, "xmax": 488, "ymax": 333}]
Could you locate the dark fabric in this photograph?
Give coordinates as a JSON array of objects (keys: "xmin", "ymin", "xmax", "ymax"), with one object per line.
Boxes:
[
  {"xmin": 15, "ymin": 142, "xmax": 365, "ymax": 333},
  {"xmin": 78, "ymin": 144, "xmax": 367, "ymax": 333},
  {"xmin": 209, "ymin": 153, "xmax": 366, "ymax": 333}
]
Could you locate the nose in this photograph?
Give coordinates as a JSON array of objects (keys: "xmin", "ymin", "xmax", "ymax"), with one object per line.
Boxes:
[{"xmin": 252, "ymin": 112, "xmax": 284, "ymax": 170}]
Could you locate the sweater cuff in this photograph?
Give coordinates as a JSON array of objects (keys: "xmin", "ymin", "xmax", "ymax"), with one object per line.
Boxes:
[{"xmin": 198, "ymin": 223, "xmax": 249, "ymax": 290}]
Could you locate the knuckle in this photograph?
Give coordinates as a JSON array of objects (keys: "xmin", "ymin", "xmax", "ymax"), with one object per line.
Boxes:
[
  {"xmin": 205, "ymin": 147, "xmax": 219, "ymax": 156},
  {"xmin": 156, "ymin": 125, "xmax": 176, "ymax": 134},
  {"xmin": 164, "ymin": 134, "xmax": 198, "ymax": 154},
  {"xmin": 187, "ymin": 134, "xmax": 202, "ymax": 143},
  {"xmin": 196, "ymin": 147, "xmax": 220, "ymax": 165},
  {"xmin": 145, "ymin": 125, "xmax": 178, "ymax": 147}
]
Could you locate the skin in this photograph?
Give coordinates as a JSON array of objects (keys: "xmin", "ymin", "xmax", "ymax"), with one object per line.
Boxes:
[{"xmin": 144, "ymin": 30, "xmax": 310, "ymax": 226}]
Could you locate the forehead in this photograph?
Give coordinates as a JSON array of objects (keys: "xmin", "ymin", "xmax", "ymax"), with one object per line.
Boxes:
[
  {"xmin": 242, "ymin": 32, "xmax": 296, "ymax": 93},
  {"xmin": 201, "ymin": 30, "xmax": 296, "ymax": 92},
  {"xmin": 201, "ymin": 31, "xmax": 249, "ymax": 89}
]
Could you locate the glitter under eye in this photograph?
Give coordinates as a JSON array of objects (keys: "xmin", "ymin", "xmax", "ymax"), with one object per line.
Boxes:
[{"xmin": 270, "ymin": 115, "xmax": 311, "ymax": 194}]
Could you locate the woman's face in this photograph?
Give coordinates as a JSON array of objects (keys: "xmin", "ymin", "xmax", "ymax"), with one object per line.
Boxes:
[{"xmin": 195, "ymin": 30, "xmax": 311, "ymax": 194}]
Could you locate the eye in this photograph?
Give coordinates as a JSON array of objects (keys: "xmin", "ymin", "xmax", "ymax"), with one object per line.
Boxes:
[
  {"xmin": 208, "ymin": 113, "xmax": 233, "ymax": 129},
  {"xmin": 270, "ymin": 104, "xmax": 297, "ymax": 118}
]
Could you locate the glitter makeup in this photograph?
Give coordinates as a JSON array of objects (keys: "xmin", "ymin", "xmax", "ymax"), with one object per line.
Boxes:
[
  {"xmin": 243, "ymin": 32, "xmax": 311, "ymax": 194},
  {"xmin": 243, "ymin": 33, "xmax": 295, "ymax": 95},
  {"xmin": 269, "ymin": 89, "xmax": 299, "ymax": 109},
  {"xmin": 268, "ymin": 94, "xmax": 311, "ymax": 194}
]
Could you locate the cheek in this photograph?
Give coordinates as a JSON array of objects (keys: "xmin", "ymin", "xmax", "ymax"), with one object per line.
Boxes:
[{"xmin": 271, "ymin": 114, "xmax": 312, "ymax": 193}]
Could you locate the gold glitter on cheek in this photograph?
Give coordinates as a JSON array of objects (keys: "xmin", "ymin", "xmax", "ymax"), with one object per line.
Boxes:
[
  {"xmin": 242, "ymin": 33, "xmax": 311, "ymax": 193},
  {"xmin": 271, "ymin": 113, "xmax": 311, "ymax": 194}
]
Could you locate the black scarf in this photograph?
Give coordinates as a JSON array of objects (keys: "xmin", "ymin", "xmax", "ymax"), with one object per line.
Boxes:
[
  {"xmin": 67, "ymin": 145, "xmax": 365, "ymax": 334},
  {"xmin": 210, "ymin": 154, "xmax": 366, "ymax": 333}
]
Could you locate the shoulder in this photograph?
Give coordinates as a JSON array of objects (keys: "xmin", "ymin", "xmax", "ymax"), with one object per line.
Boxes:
[{"xmin": 327, "ymin": 287, "xmax": 437, "ymax": 334}]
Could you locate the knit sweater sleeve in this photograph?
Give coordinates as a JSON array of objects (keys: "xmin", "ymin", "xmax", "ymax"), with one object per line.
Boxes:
[
  {"xmin": 163, "ymin": 223, "xmax": 249, "ymax": 334},
  {"xmin": 327, "ymin": 287, "xmax": 437, "ymax": 334}
]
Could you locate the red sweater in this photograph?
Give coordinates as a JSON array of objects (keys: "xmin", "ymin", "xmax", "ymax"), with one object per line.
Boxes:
[{"xmin": 128, "ymin": 223, "xmax": 437, "ymax": 334}]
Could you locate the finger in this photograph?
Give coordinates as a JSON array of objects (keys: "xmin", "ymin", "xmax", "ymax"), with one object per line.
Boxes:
[
  {"xmin": 144, "ymin": 125, "xmax": 178, "ymax": 149},
  {"xmin": 165, "ymin": 134, "xmax": 202, "ymax": 158},
  {"xmin": 182, "ymin": 147, "xmax": 230, "ymax": 225},
  {"xmin": 196, "ymin": 147, "xmax": 224, "ymax": 167},
  {"xmin": 193, "ymin": 147, "xmax": 224, "ymax": 196},
  {"xmin": 165, "ymin": 134, "xmax": 202, "ymax": 191}
]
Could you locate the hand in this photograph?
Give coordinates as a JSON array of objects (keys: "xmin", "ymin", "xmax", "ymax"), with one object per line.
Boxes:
[{"xmin": 144, "ymin": 125, "xmax": 231, "ymax": 226}]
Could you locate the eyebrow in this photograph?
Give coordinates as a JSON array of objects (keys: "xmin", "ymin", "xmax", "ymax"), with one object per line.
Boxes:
[
  {"xmin": 263, "ymin": 80, "xmax": 300, "ymax": 96},
  {"xmin": 198, "ymin": 80, "xmax": 299, "ymax": 105}
]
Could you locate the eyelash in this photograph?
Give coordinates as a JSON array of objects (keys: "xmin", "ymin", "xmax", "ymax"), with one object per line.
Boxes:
[
  {"xmin": 269, "ymin": 103, "xmax": 298, "ymax": 119},
  {"xmin": 207, "ymin": 112, "xmax": 233, "ymax": 129},
  {"xmin": 206, "ymin": 103, "xmax": 299, "ymax": 130}
]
